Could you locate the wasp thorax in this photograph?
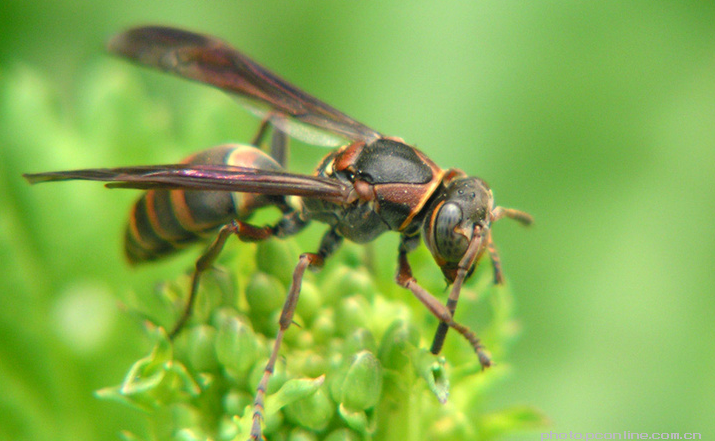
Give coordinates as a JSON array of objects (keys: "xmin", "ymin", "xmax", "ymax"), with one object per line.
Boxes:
[{"xmin": 425, "ymin": 177, "xmax": 493, "ymax": 268}]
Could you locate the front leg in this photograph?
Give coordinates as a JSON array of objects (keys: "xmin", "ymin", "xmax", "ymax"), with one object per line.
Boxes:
[{"xmin": 395, "ymin": 234, "xmax": 491, "ymax": 368}]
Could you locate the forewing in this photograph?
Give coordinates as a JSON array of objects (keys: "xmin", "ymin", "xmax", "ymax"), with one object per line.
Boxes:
[
  {"xmin": 108, "ymin": 26, "xmax": 382, "ymax": 146},
  {"xmin": 24, "ymin": 164, "xmax": 352, "ymax": 204}
]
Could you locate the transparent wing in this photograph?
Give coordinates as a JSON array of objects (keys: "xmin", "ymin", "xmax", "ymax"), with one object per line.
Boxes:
[
  {"xmin": 236, "ymin": 97, "xmax": 346, "ymax": 147},
  {"xmin": 108, "ymin": 26, "xmax": 383, "ymax": 146}
]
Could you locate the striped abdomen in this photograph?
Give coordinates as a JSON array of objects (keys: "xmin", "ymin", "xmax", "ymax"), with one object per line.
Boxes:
[{"xmin": 125, "ymin": 144, "xmax": 285, "ymax": 263}]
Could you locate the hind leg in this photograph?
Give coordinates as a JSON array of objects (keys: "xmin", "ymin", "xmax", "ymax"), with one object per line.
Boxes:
[{"xmin": 169, "ymin": 210, "xmax": 308, "ymax": 338}]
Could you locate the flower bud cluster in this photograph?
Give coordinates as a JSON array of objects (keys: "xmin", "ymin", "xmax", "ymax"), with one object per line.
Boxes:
[{"xmin": 98, "ymin": 237, "xmax": 544, "ymax": 440}]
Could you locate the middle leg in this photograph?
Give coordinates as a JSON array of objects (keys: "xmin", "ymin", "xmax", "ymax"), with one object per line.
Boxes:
[{"xmin": 250, "ymin": 228, "xmax": 343, "ymax": 440}]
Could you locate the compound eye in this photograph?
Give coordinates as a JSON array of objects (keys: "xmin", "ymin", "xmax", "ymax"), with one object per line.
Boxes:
[{"xmin": 434, "ymin": 202, "xmax": 469, "ymax": 262}]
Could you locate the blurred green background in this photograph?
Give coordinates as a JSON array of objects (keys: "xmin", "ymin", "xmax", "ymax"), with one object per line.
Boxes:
[{"xmin": 2, "ymin": 1, "xmax": 714, "ymax": 440}]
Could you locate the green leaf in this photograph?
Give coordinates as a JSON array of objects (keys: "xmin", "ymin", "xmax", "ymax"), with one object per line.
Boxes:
[
  {"xmin": 411, "ymin": 349, "xmax": 450, "ymax": 404},
  {"xmin": 264, "ymin": 375, "xmax": 326, "ymax": 415}
]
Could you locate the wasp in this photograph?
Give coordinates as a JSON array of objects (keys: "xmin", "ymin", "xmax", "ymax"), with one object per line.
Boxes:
[{"xmin": 24, "ymin": 26, "xmax": 532, "ymax": 439}]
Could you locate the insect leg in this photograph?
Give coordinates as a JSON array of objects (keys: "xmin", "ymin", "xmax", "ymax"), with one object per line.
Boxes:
[
  {"xmin": 431, "ymin": 233, "xmax": 500, "ymax": 356},
  {"xmin": 430, "ymin": 321, "xmax": 451, "ymax": 356},
  {"xmin": 395, "ymin": 234, "xmax": 452, "ymax": 356},
  {"xmin": 251, "ymin": 115, "xmax": 289, "ymax": 168},
  {"xmin": 396, "ymin": 234, "xmax": 491, "ymax": 368},
  {"xmin": 251, "ymin": 116, "xmax": 272, "ymax": 147},
  {"xmin": 169, "ymin": 220, "xmax": 274, "ymax": 338},
  {"xmin": 269, "ymin": 119, "xmax": 289, "ymax": 168},
  {"xmin": 487, "ymin": 232, "xmax": 505, "ymax": 285},
  {"xmin": 431, "ymin": 211, "xmax": 532, "ymax": 356},
  {"xmin": 251, "ymin": 228, "xmax": 342, "ymax": 441}
]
